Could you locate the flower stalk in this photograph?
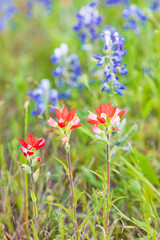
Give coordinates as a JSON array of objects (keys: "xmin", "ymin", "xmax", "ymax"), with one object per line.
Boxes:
[
  {"xmin": 30, "ymin": 159, "xmax": 37, "ymax": 231},
  {"xmin": 18, "ymin": 134, "xmax": 45, "ymax": 235},
  {"xmin": 86, "ymin": 103, "xmax": 126, "ymax": 237},
  {"xmin": 66, "ymin": 150, "xmax": 79, "ymax": 240},
  {"xmin": 105, "ymin": 133, "xmax": 110, "ymax": 235},
  {"xmin": 47, "ymin": 106, "xmax": 82, "ymax": 239}
]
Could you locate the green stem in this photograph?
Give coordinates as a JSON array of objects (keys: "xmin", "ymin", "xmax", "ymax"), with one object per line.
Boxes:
[
  {"xmin": 66, "ymin": 151, "xmax": 79, "ymax": 240},
  {"xmin": 30, "ymin": 159, "xmax": 37, "ymax": 231},
  {"xmin": 105, "ymin": 134, "xmax": 110, "ymax": 236}
]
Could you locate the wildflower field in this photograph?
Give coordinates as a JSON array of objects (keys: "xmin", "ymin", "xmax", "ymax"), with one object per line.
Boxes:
[{"xmin": 0, "ymin": 0, "xmax": 160, "ymax": 239}]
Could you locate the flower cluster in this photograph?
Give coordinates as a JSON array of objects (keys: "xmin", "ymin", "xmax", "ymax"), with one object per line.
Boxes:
[
  {"xmin": 26, "ymin": 0, "xmax": 52, "ymax": 17},
  {"xmin": 104, "ymin": 0, "xmax": 128, "ymax": 6},
  {"xmin": 0, "ymin": 0, "xmax": 18, "ymax": 31},
  {"xmin": 87, "ymin": 102, "xmax": 125, "ymax": 139},
  {"xmin": 73, "ymin": 1, "xmax": 102, "ymax": 43},
  {"xmin": 28, "ymin": 79, "xmax": 60, "ymax": 116},
  {"xmin": 122, "ymin": 4, "xmax": 148, "ymax": 34},
  {"xmin": 18, "ymin": 134, "xmax": 45, "ymax": 182},
  {"xmin": 51, "ymin": 43, "xmax": 82, "ymax": 98},
  {"xmin": 93, "ymin": 26, "xmax": 128, "ymax": 96},
  {"xmin": 47, "ymin": 106, "xmax": 82, "ymax": 150}
]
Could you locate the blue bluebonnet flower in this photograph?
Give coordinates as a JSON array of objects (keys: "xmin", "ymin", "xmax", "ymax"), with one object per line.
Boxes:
[
  {"xmin": 28, "ymin": 79, "xmax": 60, "ymax": 116},
  {"xmin": 93, "ymin": 27, "xmax": 128, "ymax": 96},
  {"xmin": 26, "ymin": 0, "xmax": 52, "ymax": 17},
  {"xmin": 73, "ymin": 1, "xmax": 102, "ymax": 43},
  {"xmin": 0, "ymin": 0, "xmax": 18, "ymax": 31},
  {"xmin": 51, "ymin": 43, "xmax": 82, "ymax": 97},
  {"xmin": 122, "ymin": 4, "xmax": 147, "ymax": 34},
  {"xmin": 147, "ymin": 0, "xmax": 160, "ymax": 11},
  {"xmin": 104, "ymin": 0, "xmax": 128, "ymax": 6}
]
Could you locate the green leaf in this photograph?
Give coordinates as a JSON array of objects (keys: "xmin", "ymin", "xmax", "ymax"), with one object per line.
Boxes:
[
  {"xmin": 30, "ymin": 220, "xmax": 38, "ymax": 240},
  {"xmin": 107, "ymin": 217, "xmax": 121, "ymax": 239},
  {"xmin": 113, "ymin": 204, "xmax": 148, "ymax": 233},
  {"xmin": 19, "ymin": 163, "xmax": 31, "ymax": 174},
  {"xmin": 88, "ymin": 169, "xmax": 105, "ymax": 182},
  {"xmin": 79, "ymin": 208, "xmax": 97, "ymax": 231},
  {"xmin": 78, "ymin": 125, "xmax": 95, "ymax": 140},
  {"xmin": 123, "ymin": 226, "xmax": 135, "ymax": 229},
  {"xmin": 107, "ymin": 196, "xmax": 127, "ymax": 210},
  {"xmin": 131, "ymin": 217, "xmax": 147, "ymax": 229},
  {"xmin": 96, "ymin": 225, "xmax": 106, "ymax": 239},
  {"xmin": 134, "ymin": 150, "xmax": 160, "ymax": 187},
  {"xmin": 110, "ymin": 146, "xmax": 124, "ymax": 157},
  {"xmin": 54, "ymin": 156, "xmax": 69, "ymax": 178},
  {"xmin": 121, "ymin": 156, "xmax": 160, "ymax": 199},
  {"xmin": 29, "ymin": 189, "xmax": 36, "ymax": 203},
  {"xmin": 33, "ymin": 204, "xmax": 38, "ymax": 218},
  {"xmin": 81, "ymin": 167, "xmax": 102, "ymax": 188},
  {"xmin": 44, "ymin": 201, "xmax": 74, "ymax": 222},
  {"xmin": 82, "ymin": 232, "xmax": 90, "ymax": 240},
  {"xmin": 107, "ymin": 129, "xmax": 113, "ymax": 135},
  {"xmin": 145, "ymin": 74, "xmax": 159, "ymax": 99},
  {"xmin": 33, "ymin": 168, "xmax": 40, "ymax": 183},
  {"xmin": 73, "ymin": 191, "xmax": 84, "ymax": 206}
]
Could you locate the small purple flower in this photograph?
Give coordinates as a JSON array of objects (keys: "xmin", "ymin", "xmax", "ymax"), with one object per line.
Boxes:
[
  {"xmin": 28, "ymin": 79, "xmax": 60, "ymax": 116},
  {"xmin": 122, "ymin": 4, "xmax": 147, "ymax": 34},
  {"xmin": 73, "ymin": 1, "xmax": 102, "ymax": 43},
  {"xmin": 93, "ymin": 26, "xmax": 128, "ymax": 95},
  {"xmin": 51, "ymin": 43, "xmax": 82, "ymax": 97},
  {"xmin": 104, "ymin": 0, "xmax": 129, "ymax": 6},
  {"xmin": 147, "ymin": 0, "xmax": 160, "ymax": 11}
]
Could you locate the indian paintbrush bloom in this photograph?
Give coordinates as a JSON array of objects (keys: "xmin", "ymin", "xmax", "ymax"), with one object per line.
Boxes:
[
  {"xmin": 87, "ymin": 102, "xmax": 125, "ymax": 235},
  {"xmin": 73, "ymin": 0, "xmax": 102, "ymax": 43},
  {"xmin": 51, "ymin": 43, "xmax": 82, "ymax": 98},
  {"xmin": 18, "ymin": 133, "xmax": 45, "ymax": 231},
  {"xmin": 18, "ymin": 133, "xmax": 45, "ymax": 158},
  {"xmin": 122, "ymin": 4, "xmax": 148, "ymax": 34},
  {"xmin": 86, "ymin": 102, "xmax": 125, "ymax": 135},
  {"xmin": 47, "ymin": 106, "xmax": 82, "ymax": 149},
  {"xmin": 93, "ymin": 27, "xmax": 128, "ymax": 95},
  {"xmin": 18, "ymin": 133, "xmax": 45, "ymax": 177},
  {"xmin": 28, "ymin": 79, "xmax": 60, "ymax": 116},
  {"xmin": 0, "ymin": 0, "xmax": 18, "ymax": 31}
]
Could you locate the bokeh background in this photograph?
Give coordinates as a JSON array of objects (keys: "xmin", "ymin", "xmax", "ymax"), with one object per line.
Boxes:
[{"xmin": 0, "ymin": 0, "xmax": 160, "ymax": 239}]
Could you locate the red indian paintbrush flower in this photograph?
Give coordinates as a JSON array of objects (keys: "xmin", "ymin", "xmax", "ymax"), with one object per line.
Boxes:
[
  {"xmin": 86, "ymin": 103, "xmax": 125, "ymax": 235},
  {"xmin": 18, "ymin": 134, "xmax": 45, "ymax": 231},
  {"xmin": 47, "ymin": 106, "xmax": 82, "ymax": 145},
  {"xmin": 47, "ymin": 107, "xmax": 82, "ymax": 130},
  {"xmin": 47, "ymin": 106, "xmax": 81, "ymax": 239},
  {"xmin": 86, "ymin": 102, "xmax": 125, "ymax": 133},
  {"xmin": 18, "ymin": 134, "xmax": 45, "ymax": 157}
]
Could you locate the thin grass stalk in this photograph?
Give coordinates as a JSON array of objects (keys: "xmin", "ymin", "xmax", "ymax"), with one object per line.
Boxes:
[{"xmin": 24, "ymin": 103, "xmax": 29, "ymax": 239}]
